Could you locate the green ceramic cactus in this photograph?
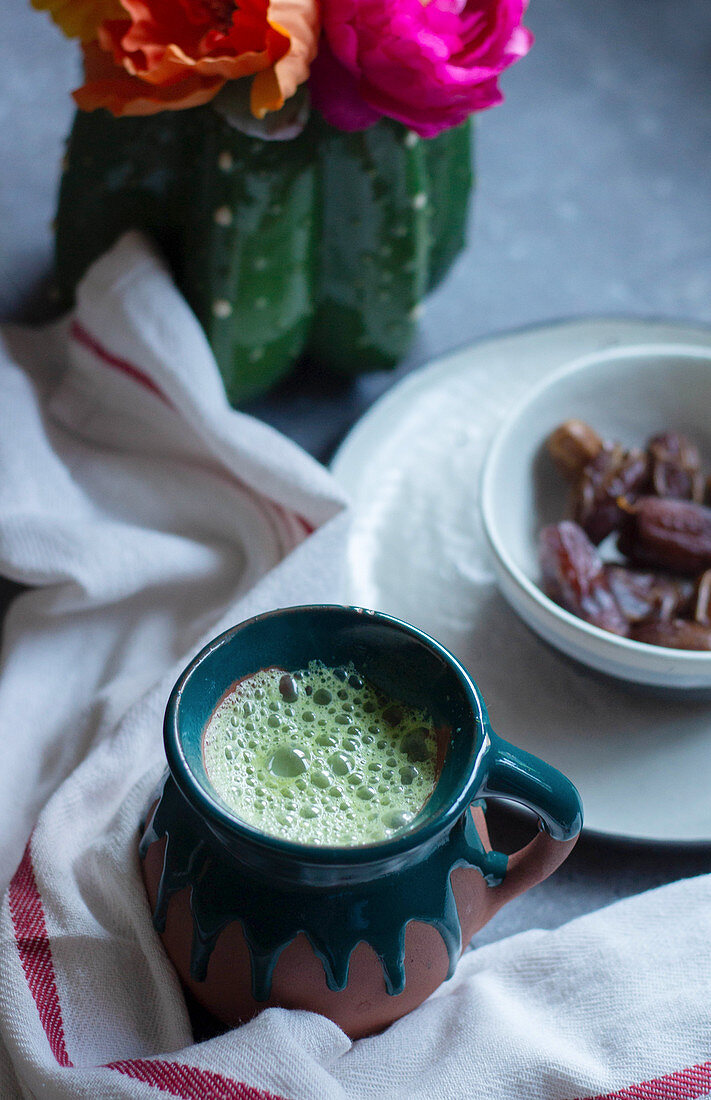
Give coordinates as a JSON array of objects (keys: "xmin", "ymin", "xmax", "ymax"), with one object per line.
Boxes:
[{"xmin": 55, "ymin": 106, "xmax": 473, "ymax": 404}]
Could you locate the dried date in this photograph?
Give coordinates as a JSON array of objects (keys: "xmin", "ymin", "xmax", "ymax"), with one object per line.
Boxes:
[
  {"xmin": 603, "ymin": 565, "xmax": 694, "ymax": 624},
  {"xmin": 573, "ymin": 443, "xmax": 649, "ymax": 544},
  {"xmin": 630, "ymin": 619, "xmax": 711, "ymax": 651},
  {"xmin": 618, "ymin": 497, "xmax": 711, "ymax": 576},
  {"xmin": 547, "ymin": 419, "xmax": 604, "ymax": 481},
  {"xmin": 539, "ymin": 522, "xmax": 628, "ymax": 635},
  {"xmin": 647, "ymin": 432, "xmax": 704, "ymax": 502},
  {"xmin": 539, "ymin": 420, "xmax": 711, "ymax": 649}
]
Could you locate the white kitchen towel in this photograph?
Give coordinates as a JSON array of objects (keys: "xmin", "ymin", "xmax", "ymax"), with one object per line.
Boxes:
[{"xmin": 0, "ymin": 232, "xmax": 709, "ymax": 1100}]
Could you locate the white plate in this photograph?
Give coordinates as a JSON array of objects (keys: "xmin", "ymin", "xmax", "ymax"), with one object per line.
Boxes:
[{"xmin": 331, "ymin": 319, "xmax": 711, "ymax": 843}]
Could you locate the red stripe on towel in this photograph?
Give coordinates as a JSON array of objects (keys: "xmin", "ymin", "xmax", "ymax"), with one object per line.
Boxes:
[
  {"xmin": 573, "ymin": 1062, "xmax": 711, "ymax": 1100},
  {"xmin": 8, "ymin": 839, "xmax": 72, "ymax": 1067},
  {"xmin": 107, "ymin": 1059, "xmax": 285, "ymax": 1099},
  {"xmin": 71, "ymin": 320, "xmax": 169, "ymax": 403},
  {"xmin": 8, "ymin": 838, "xmax": 288, "ymax": 1098}
]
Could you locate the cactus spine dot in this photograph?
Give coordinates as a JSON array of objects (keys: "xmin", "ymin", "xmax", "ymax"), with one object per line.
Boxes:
[
  {"xmin": 212, "ymin": 299, "xmax": 233, "ymax": 318},
  {"xmin": 214, "ymin": 206, "xmax": 233, "ymax": 226}
]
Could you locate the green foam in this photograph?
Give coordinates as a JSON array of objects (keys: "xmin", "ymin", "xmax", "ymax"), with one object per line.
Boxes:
[{"xmin": 202, "ymin": 661, "xmax": 438, "ymax": 847}]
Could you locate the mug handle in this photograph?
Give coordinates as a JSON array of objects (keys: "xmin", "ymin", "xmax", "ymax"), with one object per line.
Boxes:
[{"xmin": 479, "ymin": 733, "xmax": 583, "ymax": 906}]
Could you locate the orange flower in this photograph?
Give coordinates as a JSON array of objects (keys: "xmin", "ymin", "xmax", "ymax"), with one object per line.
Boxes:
[{"xmin": 71, "ymin": 0, "xmax": 320, "ymax": 118}]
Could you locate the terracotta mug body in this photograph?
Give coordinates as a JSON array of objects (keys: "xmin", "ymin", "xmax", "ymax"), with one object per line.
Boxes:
[{"xmin": 140, "ymin": 605, "xmax": 582, "ymax": 1039}]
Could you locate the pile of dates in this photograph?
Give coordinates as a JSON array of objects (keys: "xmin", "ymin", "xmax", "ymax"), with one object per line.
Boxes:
[{"xmin": 540, "ymin": 420, "xmax": 711, "ymax": 649}]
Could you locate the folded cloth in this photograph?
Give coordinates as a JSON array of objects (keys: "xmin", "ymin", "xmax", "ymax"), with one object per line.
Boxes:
[{"xmin": 0, "ymin": 233, "xmax": 710, "ymax": 1100}]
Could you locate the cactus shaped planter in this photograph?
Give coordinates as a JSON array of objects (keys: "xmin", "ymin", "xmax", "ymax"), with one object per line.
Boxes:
[{"xmin": 54, "ymin": 106, "xmax": 473, "ymax": 404}]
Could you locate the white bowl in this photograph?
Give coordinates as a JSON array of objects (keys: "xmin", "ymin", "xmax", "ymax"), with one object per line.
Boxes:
[{"xmin": 480, "ymin": 343, "xmax": 711, "ymax": 690}]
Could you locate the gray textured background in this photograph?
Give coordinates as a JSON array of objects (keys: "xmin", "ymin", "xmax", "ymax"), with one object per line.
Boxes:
[{"xmin": 1, "ymin": 0, "xmax": 710, "ymax": 948}]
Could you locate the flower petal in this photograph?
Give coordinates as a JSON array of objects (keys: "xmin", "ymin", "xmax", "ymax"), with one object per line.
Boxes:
[
  {"xmin": 262, "ymin": 0, "xmax": 320, "ymax": 114},
  {"xmin": 74, "ymin": 40, "xmax": 224, "ymax": 115}
]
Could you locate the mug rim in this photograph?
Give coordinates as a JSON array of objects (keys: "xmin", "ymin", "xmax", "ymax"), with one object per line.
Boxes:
[{"xmin": 164, "ymin": 604, "xmax": 492, "ymax": 868}]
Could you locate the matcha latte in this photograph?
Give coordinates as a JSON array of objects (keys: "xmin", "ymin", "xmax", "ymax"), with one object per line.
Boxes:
[{"xmin": 202, "ymin": 661, "xmax": 439, "ymax": 846}]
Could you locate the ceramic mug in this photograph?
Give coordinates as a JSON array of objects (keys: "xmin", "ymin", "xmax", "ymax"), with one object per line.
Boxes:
[{"xmin": 140, "ymin": 605, "xmax": 583, "ymax": 1039}]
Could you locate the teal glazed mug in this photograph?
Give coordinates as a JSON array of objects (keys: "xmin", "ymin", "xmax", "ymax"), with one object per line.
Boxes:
[{"xmin": 140, "ymin": 605, "xmax": 583, "ymax": 1039}]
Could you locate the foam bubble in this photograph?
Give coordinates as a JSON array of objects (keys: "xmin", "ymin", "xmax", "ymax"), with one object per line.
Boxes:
[
  {"xmin": 328, "ymin": 752, "xmax": 352, "ymax": 777},
  {"xmin": 269, "ymin": 746, "xmax": 308, "ymax": 778},
  {"xmin": 202, "ymin": 661, "xmax": 438, "ymax": 847}
]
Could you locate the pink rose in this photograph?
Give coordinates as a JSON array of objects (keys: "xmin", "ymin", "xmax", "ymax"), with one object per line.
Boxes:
[{"xmin": 310, "ymin": 0, "xmax": 532, "ymax": 138}]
